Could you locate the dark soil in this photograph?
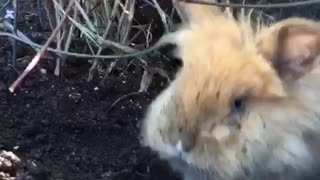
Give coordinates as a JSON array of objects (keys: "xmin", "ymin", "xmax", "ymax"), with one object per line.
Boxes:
[
  {"xmin": 0, "ymin": 60, "xmax": 183, "ymax": 180},
  {"xmin": 1, "ymin": 0, "xmax": 320, "ymax": 180},
  {"xmin": 0, "ymin": 58, "xmax": 182, "ymax": 180}
]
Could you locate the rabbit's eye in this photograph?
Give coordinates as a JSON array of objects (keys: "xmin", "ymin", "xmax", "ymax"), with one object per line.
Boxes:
[
  {"xmin": 232, "ymin": 98, "xmax": 243, "ymax": 111},
  {"xmin": 231, "ymin": 97, "xmax": 246, "ymax": 114},
  {"xmin": 228, "ymin": 97, "xmax": 246, "ymax": 127}
]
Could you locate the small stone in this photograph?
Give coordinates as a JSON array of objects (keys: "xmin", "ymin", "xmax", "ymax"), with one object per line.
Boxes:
[{"xmin": 40, "ymin": 68, "xmax": 47, "ymax": 74}]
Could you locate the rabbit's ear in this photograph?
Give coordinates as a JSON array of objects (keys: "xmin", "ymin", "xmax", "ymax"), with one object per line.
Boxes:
[
  {"xmin": 172, "ymin": 0, "xmax": 223, "ymax": 24},
  {"xmin": 256, "ymin": 18, "xmax": 320, "ymax": 82}
]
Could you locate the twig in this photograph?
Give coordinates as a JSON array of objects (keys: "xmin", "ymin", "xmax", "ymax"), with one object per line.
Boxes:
[
  {"xmin": 37, "ymin": 0, "xmax": 44, "ymax": 29},
  {"xmin": 0, "ymin": 0, "xmax": 11, "ymax": 12},
  {"xmin": 2, "ymin": 0, "xmax": 18, "ymax": 67},
  {"xmin": 2, "ymin": 21, "xmax": 41, "ymax": 52},
  {"xmin": 105, "ymin": 91, "xmax": 143, "ymax": 114},
  {"xmin": 151, "ymin": 0, "xmax": 170, "ymax": 33},
  {"xmin": 87, "ymin": 0, "xmax": 119, "ymax": 81},
  {"xmin": 52, "ymin": 0, "xmax": 64, "ymax": 76},
  {"xmin": 12, "ymin": 0, "xmax": 17, "ymax": 67},
  {"xmin": 8, "ymin": 0, "xmax": 77, "ymax": 93},
  {"xmin": 181, "ymin": 0, "xmax": 320, "ymax": 9},
  {"xmin": 0, "ymin": 32, "xmax": 160, "ymax": 59}
]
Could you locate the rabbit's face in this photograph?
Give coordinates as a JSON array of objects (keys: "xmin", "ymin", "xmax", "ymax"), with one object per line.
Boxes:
[
  {"xmin": 149, "ymin": 27, "xmax": 289, "ymax": 179},
  {"xmin": 140, "ymin": 2, "xmax": 320, "ymax": 180}
]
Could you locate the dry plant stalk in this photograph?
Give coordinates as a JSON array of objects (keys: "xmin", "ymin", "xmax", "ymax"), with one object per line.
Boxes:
[
  {"xmin": 4, "ymin": 0, "xmax": 278, "ymax": 94},
  {"xmin": 9, "ymin": 0, "xmax": 77, "ymax": 92}
]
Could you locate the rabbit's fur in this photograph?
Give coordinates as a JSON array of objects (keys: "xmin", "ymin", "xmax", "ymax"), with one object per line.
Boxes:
[{"xmin": 140, "ymin": 1, "xmax": 320, "ymax": 180}]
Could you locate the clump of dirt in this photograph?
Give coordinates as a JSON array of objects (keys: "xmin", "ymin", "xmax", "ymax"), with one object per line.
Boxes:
[{"xmin": 0, "ymin": 150, "xmax": 21, "ymax": 180}]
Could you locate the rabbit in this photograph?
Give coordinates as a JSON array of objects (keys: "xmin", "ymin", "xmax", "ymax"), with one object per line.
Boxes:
[{"xmin": 140, "ymin": 1, "xmax": 320, "ymax": 180}]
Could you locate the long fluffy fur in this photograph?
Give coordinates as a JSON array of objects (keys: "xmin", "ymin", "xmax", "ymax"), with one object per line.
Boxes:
[{"xmin": 140, "ymin": 2, "xmax": 320, "ymax": 180}]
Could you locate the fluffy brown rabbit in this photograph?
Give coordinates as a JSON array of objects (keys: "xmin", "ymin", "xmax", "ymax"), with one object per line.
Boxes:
[{"xmin": 140, "ymin": 1, "xmax": 320, "ymax": 180}]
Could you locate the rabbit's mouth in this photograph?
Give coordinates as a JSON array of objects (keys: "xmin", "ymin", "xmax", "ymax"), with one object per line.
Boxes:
[{"xmin": 165, "ymin": 140, "xmax": 195, "ymax": 166}]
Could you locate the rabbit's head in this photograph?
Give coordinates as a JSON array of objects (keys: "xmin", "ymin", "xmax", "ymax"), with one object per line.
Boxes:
[{"xmin": 140, "ymin": 1, "xmax": 320, "ymax": 180}]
